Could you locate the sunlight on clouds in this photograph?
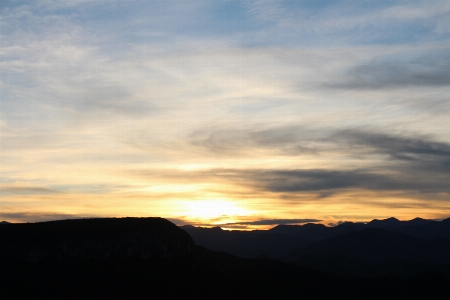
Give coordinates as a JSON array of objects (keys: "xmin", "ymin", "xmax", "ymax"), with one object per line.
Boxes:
[
  {"xmin": 177, "ymin": 164, "xmax": 213, "ymax": 171},
  {"xmin": 140, "ymin": 184, "xmax": 201, "ymax": 194},
  {"xmin": 180, "ymin": 199, "xmax": 253, "ymax": 222}
]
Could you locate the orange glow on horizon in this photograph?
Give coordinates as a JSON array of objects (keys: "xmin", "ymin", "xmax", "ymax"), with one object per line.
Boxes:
[{"xmin": 180, "ymin": 199, "xmax": 252, "ymax": 222}]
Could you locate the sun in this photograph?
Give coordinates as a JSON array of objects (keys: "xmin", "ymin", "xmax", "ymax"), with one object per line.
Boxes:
[{"xmin": 184, "ymin": 199, "xmax": 249, "ymax": 220}]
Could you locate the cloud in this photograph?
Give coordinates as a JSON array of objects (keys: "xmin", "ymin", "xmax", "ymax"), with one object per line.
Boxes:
[
  {"xmin": 334, "ymin": 129, "xmax": 450, "ymax": 164},
  {"xmin": 136, "ymin": 125, "xmax": 450, "ymax": 199},
  {"xmin": 0, "ymin": 212, "xmax": 98, "ymax": 223},
  {"xmin": 325, "ymin": 49, "xmax": 450, "ymax": 89},
  {"xmin": 0, "ymin": 186, "xmax": 62, "ymax": 195},
  {"xmin": 176, "ymin": 218, "xmax": 322, "ymax": 229},
  {"xmin": 242, "ymin": 0, "xmax": 450, "ymax": 46},
  {"xmin": 198, "ymin": 165, "xmax": 449, "ymax": 199},
  {"xmin": 228, "ymin": 168, "xmax": 449, "ymax": 197},
  {"xmin": 189, "ymin": 123, "xmax": 450, "ymax": 165},
  {"xmin": 135, "ymin": 164, "xmax": 449, "ymax": 200},
  {"xmin": 219, "ymin": 218, "xmax": 321, "ymax": 226},
  {"xmin": 166, "ymin": 218, "xmax": 192, "ymax": 226},
  {"xmin": 189, "ymin": 124, "xmax": 326, "ymax": 156},
  {"xmin": 331, "ymin": 129, "xmax": 450, "ymax": 179}
]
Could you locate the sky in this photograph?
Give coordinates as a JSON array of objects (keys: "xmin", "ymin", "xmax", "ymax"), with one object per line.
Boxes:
[{"xmin": 1, "ymin": 0, "xmax": 450, "ymax": 229}]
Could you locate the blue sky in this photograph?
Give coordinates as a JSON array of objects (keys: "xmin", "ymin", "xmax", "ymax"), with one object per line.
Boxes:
[{"xmin": 1, "ymin": 0, "xmax": 449, "ymax": 227}]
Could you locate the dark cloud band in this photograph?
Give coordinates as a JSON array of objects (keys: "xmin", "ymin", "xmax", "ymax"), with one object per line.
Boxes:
[{"xmin": 219, "ymin": 219, "xmax": 321, "ymax": 226}]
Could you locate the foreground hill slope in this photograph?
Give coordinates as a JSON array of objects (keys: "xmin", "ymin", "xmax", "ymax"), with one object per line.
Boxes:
[
  {"xmin": 0, "ymin": 217, "xmax": 194, "ymax": 260},
  {"xmin": 293, "ymin": 255, "xmax": 450, "ymax": 279},
  {"xmin": 287, "ymin": 228, "xmax": 450, "ymax": 264},
  {"xmin": 284, "ymin": 227, "xmax": 450, "ymax": 279},
  {"xmin": 3, "ymin": 247, "xmax": 450, "ymax": 299}
]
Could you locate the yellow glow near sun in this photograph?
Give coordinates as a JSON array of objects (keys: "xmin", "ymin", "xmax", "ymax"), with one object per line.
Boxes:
[{"xmin": 184, "ymin": 199, "xmax": 250, "ymax": 220}]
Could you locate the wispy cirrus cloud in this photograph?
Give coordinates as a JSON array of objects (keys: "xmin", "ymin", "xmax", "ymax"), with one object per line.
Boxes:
[
  {"xmin": 0, "ymin": 186, "xmax": 62, "ymax": 195},
  {"xmin": 334, "ymin": 129, "xmax": 450, "ymax": 162},
  {"xmin": 325, "ymin": 50, "xmax": 450, "ymax": 89},
  {"xmin": 189, "ymin": 124, "xmax": 450, "ymax": 162},
  {"xmin": 0, "ymin": 211, "xmax": 98, "ymax": 223}
]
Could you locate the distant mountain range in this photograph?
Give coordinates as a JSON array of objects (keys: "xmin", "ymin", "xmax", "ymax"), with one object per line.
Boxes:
[
  {"xmin": 272, "ymin": 217, "xmax": 450, "ymax": 239},
  {"xmin": 181, "ymin": 217, "xmax": 450, "ymax": 258},
  {"xmin": 181, "ymin": 217, "xmax": 450, "ymax": 278}
]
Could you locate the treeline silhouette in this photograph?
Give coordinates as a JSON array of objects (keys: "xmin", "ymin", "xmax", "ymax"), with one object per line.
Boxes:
[{"xmin": 1, "ymin": 217, "xmax": 450, "ymax": 299}]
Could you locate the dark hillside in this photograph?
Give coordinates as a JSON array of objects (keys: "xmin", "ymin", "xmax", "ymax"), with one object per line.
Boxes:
[
  {"xmin": 2, "ymin": 218, "xmax": 450, "ymax": 299},
  {"xmin": 181, "ymin": 225, "xmax": 312, "ymax": 258},
  {"xmin": 293, "ymin": 255, "xmax": 450, "ymax": 279},
  {"xmin": 2, "ymin": 247, "xmax": 450, "ymax": 299},
  {"xmin": 287, "ymin": 228, "xmax": 450, "ymax": 264},
  {"xmin": 0, "ymin": 217, "xmax": 194, "ymax": 260}
]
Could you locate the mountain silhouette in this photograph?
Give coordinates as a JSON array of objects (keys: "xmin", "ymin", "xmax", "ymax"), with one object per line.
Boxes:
[
  {"xmin": 2, "ymin": 217, "xmax": 450, "ymax": 299},
  {"xmin": 182, "ymin": 217, "xmax": 450, "ymax": 259},
  {"xmin": 181, "ymin": 217, "xmax": 450, "ymax": 279},
  {"xmin": 0, "ymin": 217, "xmax": 194, "ymax": 261},
  {"xmin": 180, "ymin": 225, "xmax": 313, "ymax": 258}
]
